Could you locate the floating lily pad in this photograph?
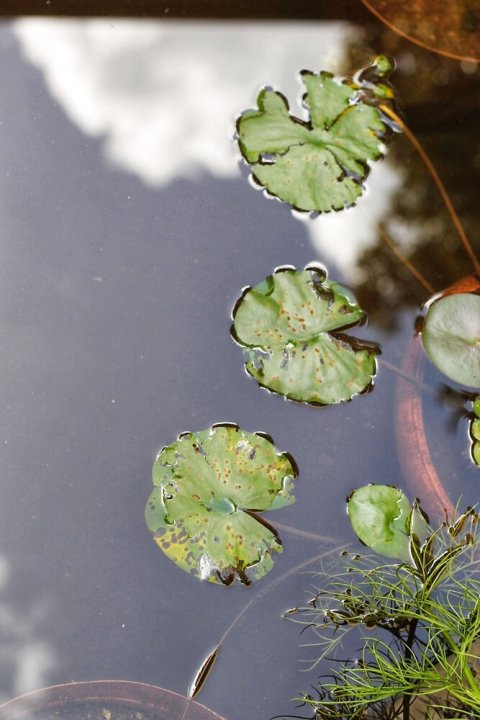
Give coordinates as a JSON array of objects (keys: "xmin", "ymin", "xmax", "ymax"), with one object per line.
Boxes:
[
  {"xmin": 470, "ymin": 396, "xmax": 480, "ymax": 466},
  {"xmin": 236, "ymin": 56, "xmax": 396, "ymax": 213},
  {"xmin": 231, "ymin": 266, "xmax": 379, "ymax": 405},
  {"xmin": 145, "ymin": 424, "xmax": 297, "ymax": 586},
  {"xmin": 347, "ymin": 485, "xmax": 422, "ymax": 562},
  {"xmin": 422, "ymin": 293, "xmax": 480, "ymax": 388}
]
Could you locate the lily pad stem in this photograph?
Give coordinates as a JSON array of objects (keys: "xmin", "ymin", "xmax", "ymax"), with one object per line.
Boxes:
[
  {"xmin": 379, "ymin": 104, "xmax": 480, "ymax": 276},
  {"xmin": 274, "ymin": 521, "xmax": 340, "ymax": 544},
  {"xmin": 377, "ymin": 223, "xmax": 435, "ymax": 296},
  {"xmin": 402, "ymin": 616, "xmax": 418, "ymax": 720}
]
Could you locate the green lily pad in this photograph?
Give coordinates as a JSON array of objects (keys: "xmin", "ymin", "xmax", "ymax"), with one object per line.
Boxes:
[
  {"xmin": 473, "ymin": 396, "xmax": 480, "ymax": 418},
  {"xmin": 347, "ymin": 485, "xmax": 416, "ymax": 562},
  {"xmin": 470, "ymin": 397, "xmax": 480, "ymax": 466},
  {"xmin": 145, "ymin": 424, "xmax": 297, "ymax": 586},
  {"xmin": 473, "ymin": 442, "xmax": 480, "ymax": 465},
  {"xmin": 422, "ymin": 293, "xmax": 480, "ymax": 388},
  {"xmin": 231, "ymin": 265, "xmax": 379, "ymax": 405},
  {"xmin": 236, "ymin": 56, "xmax": 396, "ymax": 213}
]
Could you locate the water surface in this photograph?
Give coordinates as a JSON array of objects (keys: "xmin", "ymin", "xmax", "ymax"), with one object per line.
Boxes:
[{"xmin": 0, "ymin": 10, "xmax": 478, "ymax": 720}]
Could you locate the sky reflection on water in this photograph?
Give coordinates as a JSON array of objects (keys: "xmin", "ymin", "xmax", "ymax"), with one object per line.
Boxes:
[{"xmin": 0, "ymin": 15, "xmax": 477, "ymax": 720}]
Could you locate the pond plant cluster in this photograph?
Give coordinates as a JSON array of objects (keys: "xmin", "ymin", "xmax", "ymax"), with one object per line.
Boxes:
[{"xmin": 144, "ymin": 55, "xmax": 480, "ymax": 720}]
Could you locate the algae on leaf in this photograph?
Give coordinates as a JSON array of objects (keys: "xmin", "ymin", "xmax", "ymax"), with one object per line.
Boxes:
[
  {"xmin": 236, "ymin": 55, "xmax": 397, "ymax": 213},
  {"xmin": 145, "ymin": 424, "xmax": 297, "ymax": 586},
  {"xmin": 231, "ymin": 265, "xmax": 379, "ymax": 405}
]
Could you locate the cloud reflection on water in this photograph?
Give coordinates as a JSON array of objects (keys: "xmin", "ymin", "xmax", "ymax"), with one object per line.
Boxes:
[
  {"xmin": 0, "ymin": 554, "xmax": 55, "ymax": 701},
  {"xmin": 14, "ymin": 20, "xmax": 352, "ymax": 184},
  {"xmin": 14, "ymin": 19, "xmax": 403, "ymax": 279}
]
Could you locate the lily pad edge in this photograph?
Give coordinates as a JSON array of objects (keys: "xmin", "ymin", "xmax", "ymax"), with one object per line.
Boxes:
[{"xmin": 230, "ymin": 263, "xmax": 381, "ymax": 407}]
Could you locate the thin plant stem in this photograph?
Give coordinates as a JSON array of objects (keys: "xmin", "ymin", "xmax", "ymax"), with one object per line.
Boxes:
[
  {"xmin": 377, "ymin": 224, "xmax": 435, "ymax": 296},
  {"xmin": 274, "ymin": 521, "xmax": 340, "ymax": 544},
  {"xmin": 186, "ymin": 544, "xmax": 345, "ymax": 703},
  {"xmin": 218, "ymin": 545, "xmax": 343, "ymax": 646},
  {"xmin": 379, "ymin": 104, "xmax": 480, "ymax": 276},
  {"xmin": 402, "ymin": 617, "xmax": 419, "ymax": 720},
  {"xmin": 378, "ymin": 356, "xmax": 434, "ymax": 395}
]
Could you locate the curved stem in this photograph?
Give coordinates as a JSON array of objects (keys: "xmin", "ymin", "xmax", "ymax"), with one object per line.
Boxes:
[
  {"xmin": 187, "ymin": 544, "xmax": 344, "ymax": 701},
  {"xmin": 377, "ymin": 224, "xmax": 435, "ymax": 296},
  {"xmin": 274, "ymin": 521, "xmax": 340, "ymax": 544},
  {"xmin": 217, "ymin": 545, "xmax": 342, "ymax": 647},
  {"xmin": 379, "ymin": 104, "xmax": 480, "ymax": 276}
]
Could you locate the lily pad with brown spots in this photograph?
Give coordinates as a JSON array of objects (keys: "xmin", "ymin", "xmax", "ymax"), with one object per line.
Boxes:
[
  {"xmin": 145, "ymin": 424, "xmax": 297, "ymax": 586},
  {"xmin": 231, "ymin": 265, "xmax": 379, "ymax": 405},
  {"xmin": 236, "ymin": 55, "xmax": 396, "ymax": 213}
]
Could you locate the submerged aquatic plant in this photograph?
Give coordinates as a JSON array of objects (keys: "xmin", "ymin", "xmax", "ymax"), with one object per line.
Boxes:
[{"xmin": 286, "ymin": 487, "xmax": 480, "ymax": 720}]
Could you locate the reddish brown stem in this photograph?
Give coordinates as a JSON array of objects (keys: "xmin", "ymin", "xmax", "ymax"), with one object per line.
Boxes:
[{"xmin": 379, "ymin": 104, "xmax": 480, "ymax": 277}]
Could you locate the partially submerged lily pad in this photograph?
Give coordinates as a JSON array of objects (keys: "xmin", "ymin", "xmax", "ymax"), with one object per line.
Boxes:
[
  {"xmin": 470, "ymin": 396, "xmax": 480, "ymax": 466},
  {"xmin": 145, "ymin": 424, "xmax": 297, "ymax": 586},
  {"xmin": 231, "ymin": 265, "xmax": 379, "ymax": 405},
  {"xmin": 422, "ymin": 293, "xmax": 480, "ymax": 388},
  {"xmin": 236, "ymin": 56, "xmax": 396, "ymax": 213},
  {"xmin": 347, "ymin": 485, "xmax": 429, "ymax": 563}
]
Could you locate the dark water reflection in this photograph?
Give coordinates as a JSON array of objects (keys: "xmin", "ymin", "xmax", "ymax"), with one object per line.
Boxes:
[{"xmin": 0, "ymin": 12, "xmax": 478, "ymax": 720}]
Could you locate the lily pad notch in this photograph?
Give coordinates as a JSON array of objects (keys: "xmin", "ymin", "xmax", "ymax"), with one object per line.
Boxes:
[
  {"xmin": 145, "ymin": 423, "xmax": 298, "ymax": 586},
  {"xmin": 231, "ymin": 264, "xmax": 380, "ymax": 405},
  {"xmin": 236, "ymin": 55, "xmax": 399, "ymax": 214},
  {"xmin": 347, "ymin": 484, "xmax": 430, "ymax": 563}
]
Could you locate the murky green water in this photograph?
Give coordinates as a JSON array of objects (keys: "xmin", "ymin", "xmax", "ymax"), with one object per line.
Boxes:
[{"xmin": 0, "ymin": 6, "xmax": 478, "ymax": 720}]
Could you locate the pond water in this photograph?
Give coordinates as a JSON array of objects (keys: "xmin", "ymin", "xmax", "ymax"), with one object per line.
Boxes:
[{"xmin": 0, "ymin": 4, "xmax": 478, "ymax": 720}]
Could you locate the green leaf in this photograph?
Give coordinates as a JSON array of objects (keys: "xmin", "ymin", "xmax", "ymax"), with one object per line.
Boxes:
[
  {"xmin": 471, "ymin": 418, "xmax": 480, "ymax": 442},
  {"xmin": 145, "ymin": 424, "xmax": 297, "ymax": 586},
  {"xmin": 347, "ymin": 485, "xmax": 413, "ymax": 562},
  {"xmin": 236, "ymin": 57, "xmax": 395, "ymax": 212},
  {"xmin": 473, "ymin": 441, "xmax": 480, "ymax": 466},
  {"xmin": 474, "ymin": 396, "xmax": 480, "ymax": 418},
  {"xmin": 470, "ymin": 408, "xmax": 480, "ymax": 466},
  {"xmin": 231, "ymin": 266, "xmax": 379, "ymax": 405},
  {"xmin": 407, "ymin": 499, "xmax": 430, "ymax": 545},
  {"xmin": 422, "ymin": 293, "xmax": 480, "ymax": 388}
]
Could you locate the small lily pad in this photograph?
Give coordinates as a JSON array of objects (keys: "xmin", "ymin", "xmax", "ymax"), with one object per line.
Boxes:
[
  {"xmin": 470, "ymin": 396, "xmax": 480, "ymax": 466},
  {"xmin": 347, "ymin": 485, "xmax": 420, "ymax": 562},
  {"xmin": 236, "ymin": 56, "xmax": 396, "ymax": 213},
  {"xmin": 145, "ymin": 424, "xmax": 297, "ymax": 586},
  {"xmin": 231, "ymin": 265, "xmax": 379, "ymax": 405},
  {"xmin": 422, "ymin": 293, "xmax": 480, "ymax": 388}
]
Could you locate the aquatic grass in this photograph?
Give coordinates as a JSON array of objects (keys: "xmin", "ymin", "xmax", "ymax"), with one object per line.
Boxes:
[{"xmin": 286, "ymin": 501, "xmax": 480, "ymax": 720}]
